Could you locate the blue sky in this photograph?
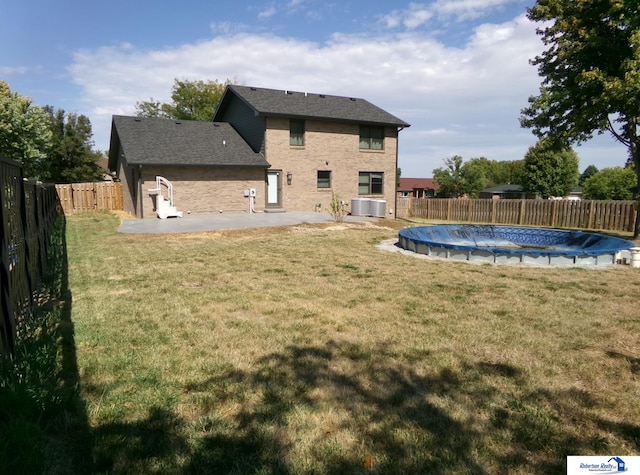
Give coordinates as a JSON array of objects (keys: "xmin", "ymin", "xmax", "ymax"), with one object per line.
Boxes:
[{"xmin": 0, "ymin": 0, "xmax": 627, "ymax": 177}]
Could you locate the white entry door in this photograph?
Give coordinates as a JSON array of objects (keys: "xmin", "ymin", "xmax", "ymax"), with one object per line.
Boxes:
[{"xmin": 266, "ymin": 171, "xmax": 282, "ymax": 208}]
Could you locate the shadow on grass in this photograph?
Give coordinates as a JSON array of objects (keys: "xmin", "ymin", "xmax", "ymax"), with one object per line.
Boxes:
[
  {"xmin": 91, "ymin": 340, "xmax": 640, "ymax": 474},
  {"xmin": 0, "ymin": 215, "xmax": 91, "ymax": 474}
]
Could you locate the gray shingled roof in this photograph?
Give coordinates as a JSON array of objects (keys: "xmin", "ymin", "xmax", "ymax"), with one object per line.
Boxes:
[
  {"xmin": 110, "ymin": 115, "xmax": 270, "ymax": 168},
  {"xmin": 217, "ymin": 85, "xmax": 411, "ymax": 127},
  {"xmin": 482, "ymin": 184, "xmax": 524, "ymax": 193}
]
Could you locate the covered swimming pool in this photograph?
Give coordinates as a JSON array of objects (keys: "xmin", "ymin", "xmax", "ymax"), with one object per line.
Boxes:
[{"xmin": 397, "ymin": 224, "xmax": 636, "ymax": 266}]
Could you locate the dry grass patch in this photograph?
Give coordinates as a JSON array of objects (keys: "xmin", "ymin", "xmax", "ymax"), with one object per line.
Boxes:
[{"xmin": 64, "ymin": 212, "xmax": 640, "ymax": 474}]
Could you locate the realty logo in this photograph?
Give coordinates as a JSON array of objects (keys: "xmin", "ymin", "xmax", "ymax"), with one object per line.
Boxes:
[{"xmin": 567, "ymin": 455, "xmax": 634, "ymax": 474}]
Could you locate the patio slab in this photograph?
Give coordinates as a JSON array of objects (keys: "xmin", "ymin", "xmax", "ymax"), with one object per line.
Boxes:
[{"xmin": 117, "ymin": 211, "xmax": 377, "ymax": 234}]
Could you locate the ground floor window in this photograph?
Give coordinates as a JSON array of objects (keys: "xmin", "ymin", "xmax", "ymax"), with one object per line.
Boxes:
[
  {"xmin": 359, "ymin": 172, "xmax": 384, "ymax": 195},
  {"xmin": 317, "ymin": 170, "xmax": 331, "ymax": 188}
]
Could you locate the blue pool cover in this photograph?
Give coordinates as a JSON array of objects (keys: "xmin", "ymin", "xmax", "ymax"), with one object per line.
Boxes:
[{"xmin": 398, "ymin": 225, "xmax": 635, "ymax": 264}]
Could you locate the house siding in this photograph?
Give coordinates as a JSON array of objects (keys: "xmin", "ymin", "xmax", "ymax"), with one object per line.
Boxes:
[
  {"xmin": 117, "ymin": 144, "xmax": 138, "ymax": 217},
  {"xmin": 217, "ymin": 96, "xmax": 266, "ymax": 154},
  {"xmin": 264, "ymin": 117, "xmax": 398, "ymax": 215},
  {"xmin": 137, "ymin": 166, "xmax": 266, "ymax": 217}
]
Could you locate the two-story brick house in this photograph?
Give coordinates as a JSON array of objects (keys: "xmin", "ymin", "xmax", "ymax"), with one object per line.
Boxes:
[{"xmin": 109, "ymin": 85, "xmax": 410, "ymax": 218}]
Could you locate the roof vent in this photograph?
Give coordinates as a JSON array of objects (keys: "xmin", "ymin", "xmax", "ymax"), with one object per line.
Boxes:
[
  {"xmin": 213, "ymin": 122, "xmax": 220, "ymax": 127},
  {"xmin": 319, "ymin": 94, "xmax": 325, "ymax": 98},
  {"xmin": 350, "ymin": 98, "xmax": 356, "ymax": 101},
  {"xmin": 134, "ymin": 118, "xmax": 141, "ymax": 122},
  {"xmin": 175, "ymin": 121, "xmax": 182, "ymax": 125},
  {"xmin": 286, "ymin": 90, "xmax": 293, "ymax": 95},
  {"xmin": 250, "ymin": 87, "xmax": 257, "ymax": 90}
]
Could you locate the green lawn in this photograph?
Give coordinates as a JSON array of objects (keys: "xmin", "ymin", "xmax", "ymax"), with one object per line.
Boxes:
[{"xmin": 2, "ymin": 211, "xmax": 639, "ymax": 474}]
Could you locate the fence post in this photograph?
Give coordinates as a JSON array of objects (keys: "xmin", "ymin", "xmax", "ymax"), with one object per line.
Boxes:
[
  {"xmin": 519, "ymin": 200, "xmax": 525, "ymax": 225},
  {"xmin": 491, "ymin": 199, "xmax": 496, "ymax": 224}
]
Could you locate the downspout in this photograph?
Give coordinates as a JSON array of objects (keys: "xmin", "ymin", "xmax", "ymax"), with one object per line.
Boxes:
[{"xmin": 395, "ymin": 126, "xmax": 405, "ymax": 220}]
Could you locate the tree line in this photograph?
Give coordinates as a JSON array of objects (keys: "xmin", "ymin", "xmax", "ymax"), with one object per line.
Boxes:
[
  {"xmin": 0, "ymin": 81, "xmax": 104, "ymax": 183},
  {"xmin": 432, "ymin": 142, "xmax": 637, "ymax": 201}
]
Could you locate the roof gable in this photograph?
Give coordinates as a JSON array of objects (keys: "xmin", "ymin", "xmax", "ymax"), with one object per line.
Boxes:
[
  {"xmin": 109, "ymin": 116, "xmax": 270, "ymax": 168},
  {"xmin": 215, "ymin": 85, "xmax": 410, "ymax": 128}
]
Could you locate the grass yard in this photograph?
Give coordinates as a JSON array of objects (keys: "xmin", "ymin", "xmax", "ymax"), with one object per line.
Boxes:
[{"xmin": 3, "ymin": 211, "xmax": 640, "ymax": 474}]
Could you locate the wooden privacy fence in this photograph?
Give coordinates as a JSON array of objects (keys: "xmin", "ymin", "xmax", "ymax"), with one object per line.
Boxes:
[
  {"xmin": 55, "ymin": 181, "xmax": 123, "ymax": 214},
  {"xmin": 1, "ymin": 157, "xmax": 62, "ymax": 358},
  {"xmin": 396, "ymin": 198, "xmax": 637, "ymax": 233}
]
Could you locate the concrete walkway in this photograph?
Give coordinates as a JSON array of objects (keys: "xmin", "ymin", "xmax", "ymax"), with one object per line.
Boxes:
[{"xmin": 117, "ymin": 211, "xmax": 378, "ymax": 234}]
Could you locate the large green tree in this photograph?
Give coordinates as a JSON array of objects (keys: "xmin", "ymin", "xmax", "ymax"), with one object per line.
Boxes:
[
  {"xmin": 520, "ymin": 0, "xmax": 640, "ymax": 234},
  {"xmin": 432, "ymin": 156, "xmax": 478, "ymax": 198},
  {"xmin": 0, "ymin": 81, "xmax": 52, "ymax": 179},
  {"xmin": 579, "ymin": 164, "xmax": 599, "ymax": 186},
  {"xmin": 582, "ymin": 166, "xmax": 637, "ymax": 200},
  {"xmin": 433, "ymin": 156, "xmax": 525, "ymax": 198},
  {"xmin": 520, "ymin": 139, "xmax": 579, "ymax": 198},
  {"xmin": 463, "ymin": 157, "xmax": 525, "ymax": 189},
  {"xmin": 433, "ymin": 155, "xmax": 468, "ymax": 197},
  {"xmin": 44, "ymin": 106, "xmax": 104, "ymax": 183},
  {"xmin": 136, "ymin": 79, "xmax": 232, "ymax": 121}
]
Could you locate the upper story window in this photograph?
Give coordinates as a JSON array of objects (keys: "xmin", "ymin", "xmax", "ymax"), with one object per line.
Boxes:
[
  {"xmin": 359, "ymin": 126, "xmax": 384, "ymax": 150},
  {"xmin": 290, "ymin": 119, "xmax": 305, "ymax": 146}
]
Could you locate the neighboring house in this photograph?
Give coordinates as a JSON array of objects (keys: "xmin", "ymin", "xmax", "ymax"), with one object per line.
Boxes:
[
  {"xmin": 479, "ymin": 184, "xmax": 582, "ymax": 200},
  {"xmin": 98, "ymin": 157, "xmax": 114, "ymax": 181},
  {"xmin": 567, "ymin": 186, "xmax": 583, "ymax": 200},
  {"xmin": 109, "ymin": 85, "xmax": 410, "ymax": 218},
  {"xmin": 479, "ymin": 184, "xmax": 529, "ymax": 200},
  {"xmin": 397, "ymin": 178, "xmax": 439, "ymax": 198}
]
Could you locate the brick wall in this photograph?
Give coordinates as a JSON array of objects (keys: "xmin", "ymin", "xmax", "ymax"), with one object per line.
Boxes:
[
  {"xmin": 264, "ymin": 117, "xmax": 398, "ymax": 216},
  {"xmin": 139, "ymin": 167, "xmax": 265, "ymax": 217}
]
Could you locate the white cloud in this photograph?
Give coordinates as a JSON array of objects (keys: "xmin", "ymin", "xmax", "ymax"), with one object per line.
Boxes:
[
  {"xmin": 0, "ymin": 65, "xmax": 41, "ymax": 76},
  {"xmin": 403, "ymin": 4, "xmax": 434, "ymax": 29},
  {"xmin": 258, "ymin": 5, "xmax": 278, "ymax": 19},
  {"xmin": 68, "ymin": 13, "xmax": 626, "ymax": 176},
  {"xmin": 423, "ymin": 128, "xmax": 454, "ymax": 136},
  {"xmin": 210, "ymin": 22, "xmax": 250, "ymax": 35},
  {"xmin": 381, "ymin": 0, "xmax": 525, "ymax": 31},
  {"xmin": 433, "ymin": 0, "xmax": 522, "ymax": 21},
  {"xmin": 256, "ymin": 0, "xmax": 318, "ymax": 20}
]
